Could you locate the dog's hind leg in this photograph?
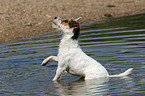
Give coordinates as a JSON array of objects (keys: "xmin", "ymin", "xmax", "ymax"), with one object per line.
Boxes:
[
  {"xmin": 41, "ymin": 56, "xmax": 58, "ymax": 66},
  {"xmin": 84, "ymin": 73, "xmax": 97, "ymax": 80}
]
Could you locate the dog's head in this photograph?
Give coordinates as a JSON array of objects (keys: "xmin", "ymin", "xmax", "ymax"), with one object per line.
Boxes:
[{"xmin": 52, "ymin": 17, "xmax": 81, "ymax": 40}]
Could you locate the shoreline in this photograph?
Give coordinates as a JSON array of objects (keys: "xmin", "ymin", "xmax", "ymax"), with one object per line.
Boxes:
[{"xmin": 1, "ymin": 0, "xmax": 145, "ymax": 43}]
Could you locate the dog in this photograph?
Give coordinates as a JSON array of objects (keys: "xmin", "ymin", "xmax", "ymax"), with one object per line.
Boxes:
[{"xmin": 41, "ymin": 17, "xmax": 133, "ymax": 81}]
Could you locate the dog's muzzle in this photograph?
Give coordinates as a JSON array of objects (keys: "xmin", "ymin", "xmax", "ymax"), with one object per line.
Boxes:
[
  {"xmin": 54, "ymin": 17, "xmax": 61, "ymax": 21},
  {"xmin": 53, "ymin": 17, "xmax": 61, "ymax": 28}
]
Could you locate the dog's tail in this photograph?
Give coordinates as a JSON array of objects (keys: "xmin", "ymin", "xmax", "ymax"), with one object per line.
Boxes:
[{"xmin": 109, "ymin": 68, "xmax": 133, "ymax": 77}]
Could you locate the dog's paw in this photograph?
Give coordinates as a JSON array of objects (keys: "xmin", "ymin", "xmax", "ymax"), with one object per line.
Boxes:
[
  {"xmin": 41, "ymin": 56, "xmax": 57, "ymax": 66},
  {"xmin": 53, "ymin": 78, "xmax": 58, "ymax": 81},
  {"xmin": 41, "ymin": 59, "xmax": 51, "ymax": 66},
  {"xmin": 41, "ymin": 58, "xmax": 51, "ymax": 66},
  {"xmin": 41, "ymin": 62, "xmax": 47, "ymax": 66}
]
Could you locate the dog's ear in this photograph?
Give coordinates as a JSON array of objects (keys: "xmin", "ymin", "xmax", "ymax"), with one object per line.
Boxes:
[
  {"xmin": 72, "ymin": 26, "xmax": 80, "ymax": 40},
  {"xmin": 69, "ymin": 20, "xmax": 79, "ymax": 28},
  {"xmin": 68, "ymin": 20, "xmax": 80, "ymax": 40},
  {"xmin": 71, "ymin": 21, "xmax": 80, "ymax": 40},
  {"xmin": 75, "ymin": 17, "xmax": 81, "ymax": 22}
]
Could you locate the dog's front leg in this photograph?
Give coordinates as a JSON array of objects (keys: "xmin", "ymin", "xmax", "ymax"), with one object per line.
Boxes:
[
  {"xmin": 53, "ymin": 67, "xmax": 65, "ymax": 81},
  {"xmin": 41, "ymin": 56, "xmax": 58, "ymax": 66}
]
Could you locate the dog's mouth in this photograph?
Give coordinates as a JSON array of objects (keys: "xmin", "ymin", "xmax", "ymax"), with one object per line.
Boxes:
[
  {"xmin": 53, "ymin": 22, "xmax": 57, "ymax": 26},
  {"xmin": 53, "ymin": 21, "xmax": 61, "ymax": 28},
  {"xmin": 52, "ymin": 17, "xmax": 62, "ymax": 28}
]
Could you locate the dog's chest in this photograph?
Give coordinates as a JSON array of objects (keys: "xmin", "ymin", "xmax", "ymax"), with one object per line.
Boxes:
[
  {"xmin": 58, "ymin": 38, "xmax": 79, "ymax": 59},
  {"xmin": 58, "ymin": 47, "xmax": 75, "ymax": 62}
]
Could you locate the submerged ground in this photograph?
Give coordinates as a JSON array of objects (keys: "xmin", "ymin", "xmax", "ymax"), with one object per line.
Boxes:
[{"xmin": 1, "ymin": 0, "xmax": 145, "ymax": 43}]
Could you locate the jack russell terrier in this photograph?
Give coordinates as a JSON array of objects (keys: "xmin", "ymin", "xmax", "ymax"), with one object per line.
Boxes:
[{"xmin": 41, "ymin": 17, "xmax": 133, "ymax": 81}]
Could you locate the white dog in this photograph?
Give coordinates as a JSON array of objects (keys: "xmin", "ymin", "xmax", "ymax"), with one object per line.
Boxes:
[{"xmin": 41, "ymin": 17, "xmax": 133, "ymax": 81}]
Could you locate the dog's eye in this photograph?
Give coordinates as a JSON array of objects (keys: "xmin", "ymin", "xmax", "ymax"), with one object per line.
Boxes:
[{"xmin": 64, "ymin": 20, "xmax": 68, "ymax": 23}]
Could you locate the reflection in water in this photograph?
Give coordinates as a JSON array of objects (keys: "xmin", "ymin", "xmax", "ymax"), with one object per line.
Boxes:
[
  {"xmin": 55, "ymin": 76, "xmax": 134, "ymax": 96},
  {"xmin": 55, "ymin": 77, "xmax": 109, "ymax": 96}
]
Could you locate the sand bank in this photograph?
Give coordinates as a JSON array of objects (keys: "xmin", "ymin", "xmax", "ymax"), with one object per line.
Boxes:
[{"xmin": 1, "ymin": 0, "xmax": 145, "ymax": 43}]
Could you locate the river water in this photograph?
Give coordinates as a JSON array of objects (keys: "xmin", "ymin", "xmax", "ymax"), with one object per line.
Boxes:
[{"xmin": 0, "ymin": 13, "xmax": 145, "ymax": 96}]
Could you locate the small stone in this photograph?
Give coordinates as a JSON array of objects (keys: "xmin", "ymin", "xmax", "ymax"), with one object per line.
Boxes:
[
  {"xmin": 106, "ymin": 5, "xmax": 116, "ymax": 7},
  {"xmin": 104, "ymin": 14, "xmax": 113, "ymax": 18}
]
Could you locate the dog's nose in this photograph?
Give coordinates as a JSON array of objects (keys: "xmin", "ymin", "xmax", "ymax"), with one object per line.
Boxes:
[
  {"xmin": 54, "ymin": 17, "xmax": 58, "ymax": 19},
  {"xmin": 54, "ymin": 17, "xmax": 61, "ymax": 20}
]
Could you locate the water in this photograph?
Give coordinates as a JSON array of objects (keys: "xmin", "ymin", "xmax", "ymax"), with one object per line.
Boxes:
[{"xmin": 1, "ymin": 13, "xmax": 145, "ymax": 96}]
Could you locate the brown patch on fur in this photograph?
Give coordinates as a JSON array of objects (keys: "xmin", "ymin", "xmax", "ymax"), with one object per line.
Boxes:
[
  {"xmin": 69, "ymin": 20, "xmax": 80, "ymax": 40},
  {"xmin": 61, "ymin": 19, "xmax": 72, "ymax": 29},
  {"xmin": 70, "ymin": 21, "xmax": 79, "ymax": 30},
  {"xmin": 61, "ymin": 19, "xmax": 79, "ymax": 29},
  {"xmin": 61, "ymin": 19, "xmax": 80, "ymax": 39}
]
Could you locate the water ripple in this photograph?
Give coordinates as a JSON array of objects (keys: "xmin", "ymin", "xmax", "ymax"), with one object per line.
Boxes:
[{"xmin": 1, "ymin": 14, "xmax": 145, "ymax": 95}]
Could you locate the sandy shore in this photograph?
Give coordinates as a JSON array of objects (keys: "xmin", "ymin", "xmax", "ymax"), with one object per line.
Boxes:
[{"xmin": 1, "ymin": 0, "xmax": 145, "ymax": 43}]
